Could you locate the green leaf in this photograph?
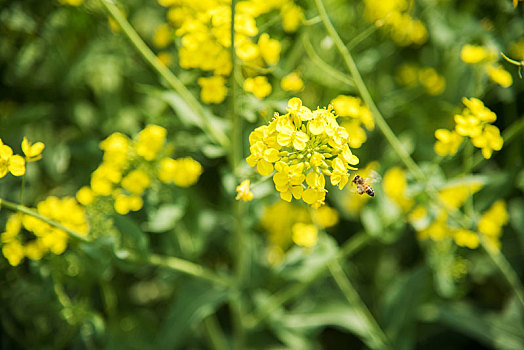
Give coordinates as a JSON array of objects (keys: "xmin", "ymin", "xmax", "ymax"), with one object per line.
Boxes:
[
  {"xmin": 112, "ymin": 215, "xmax": 150, "ymax": 259},
  {"xmin": 145, "ymin": 201, "xmax": 186, "ymax": 233},
  {"xmin": 154, "ymin": 280, "xmax": 228, "ymax": 348}
]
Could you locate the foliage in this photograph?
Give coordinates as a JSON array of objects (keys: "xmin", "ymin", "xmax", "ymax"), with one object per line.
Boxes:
[{"xmin": 1, "ymin": 0, "xmax": 524, "ymax": 349}]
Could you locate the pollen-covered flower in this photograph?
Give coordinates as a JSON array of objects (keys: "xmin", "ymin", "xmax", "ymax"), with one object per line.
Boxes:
[
  {"xmin": 235, "ymin": 179, "xmax": 254, "ymax": 202},
  {"xmin": 246, "ymin": 98, "xmax": 360, "ymax": 208},
  {"xmin": 21, "ymin": 137, "xmax": 45, "ymax": 162}
]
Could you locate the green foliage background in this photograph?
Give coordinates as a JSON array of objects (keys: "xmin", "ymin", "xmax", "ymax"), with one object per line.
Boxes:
[{"xmin": 1, "ymin": 0, "xmax": 524, "ymax": 349}]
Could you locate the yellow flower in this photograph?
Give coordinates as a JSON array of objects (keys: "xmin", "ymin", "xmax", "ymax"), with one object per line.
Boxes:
[
  {"xmin": 383, "ymin": 167, "xmax": 413, "ymax": 212},
  {"xmin": 396, "ymin": 63, "xmax": 419, "ymax": 86},
  {"xmin": 312, "ymin": 205, "xmax": 339, "ymax": 228},
  {"xmin": 24, "ymin": 240, "xmax": 45, "ymax": 261},
  {"xmin": 0, "ymin": 140, "xmax": 25, "ymax": 177},
  {"xmin": 76, "ymin": 186, "xmax": 96, "ymax": 205},
  {"xmin": 258, "ymin": 33, "xmax": 281, "ymax": 65},
  {"xmin": 114, "ymin": 193, "xmax": 143, "ymax": 215},
  {"xmin": 58, "ymin": 0, "xmax": 83, "ymax": 6},
  {"xmin": 198, "ymin": 76, "xmax": 228, "ymax": 104},
  {"xmin": 434, "ymin": 129, "xmax": 463, "ymax": 156},
  {"xmin": 303, "ymin": 172, "xmax": 327, "ymax": 209},
  {"xmin": 7, "ymin": 155, "xmax": 25, "ymax": 176},
  {"xmin": 2, "ymin": 240, "xmax": 25, "ymax": 266},
  {"xmin": 21, "ymin": 137, "xmax": 45, "ymax": 162},
  {"xmin": 418, "ymin": 67, "xmax": 446, "ymax": 95},
  {"xmin": 291, "ymin": 223, "xmax": 318, "ymax": 247},
  {"xmin": 243, "ymin": 76, "xmax": 272, "ymax": 99},
  {"xmin": 272, "ymin": 162, "xmax": 305, "ymax": 202},
  {"xmin": 331, "ymin": 95, "xmax": 362, "ymax": 118},
  {"xmin": 485, "ymin": 64, "xmax": 513, "ymax": 88},
  {"xmin": 281, "ymin": 71, "xmax": 304, "ymax": 92},
  {"xmin": 153, "ymin": 23, "xmax": 172, "ymax": 48},
  {"xmin": 510, "ymin": 38, "xmax": 524, "ymax": 61},
  {"xmin": 235, "ymin": 179, "xmax": 254, "ymax": 201},
  {"xmin": 157, "ymin": 52, "xmax": 172, "ymax": 67},
  {"xmin": 453, "ymin": 229, "xmax": 479, "ymax": 249},
  {"xmin": 281, "ymin": 3, "xmax": 304, "ymax": 33},
  {"xmin": 246, "ymin": 141, "xmax": 280, "ymax": 176},
  {"xmin": 471, "ymin": 124, "xmax": 503, "ymax": 159},
  {"xmin": 135, "ymin": 125, "xmax": 167, "ymax": 161},
  {"xmin": 121, "ymin": 169, "xmax": 151, "ymax": 195},
  {"xmin": 478, "ymin": 200, "xmax": 508, "ymax": 252},
  {"xmin": 276, "ymin": 121, "xmax": 309, "ymax": 150},
  {"xmin": 158, "ymin": 157, "xmax": 203, "ymax": 187},
  {"xmin": 460, "ymin": 44, "xmax": 493, "ymax": 64},
  {"xmin": 330, "ymin": 157, "xmax": 349, "ymax": 190},
  {"xmin": 454, "ymin": 114, "xmax": 482, "ymax": 138}
]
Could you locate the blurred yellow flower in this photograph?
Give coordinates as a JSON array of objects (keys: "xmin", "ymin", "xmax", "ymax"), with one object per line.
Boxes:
[
  {"xmin": 243, "ymin": 76, "xmax": 272, "ymax": 99},
  {"xmin": 258, "ymin": 33, "xmax": 281, "ymax": 65},
  {"xmin": 121, "ymin": 169, "xmax": 151, "ymax": 196},
  {"xmin": 114, "ymin": 193, "xmax": 144, "ymax": 215},
  {"xmin": 292, "ymin": 222, "xmax": 318, "ymax": 247},
  {"xmin": 21, "ymin": 137, "xmax": 45, "ymax": 162},
  {"xmin": 198, "ymin": 76, "xmax": 228, "ymax": 104},
  {"xmin": 153, "ymin": 23, "xmax": 172, "ymax": 48},
  {"xmin": 383, "ymin": 167, "xmax": 413, "ymax": 212},
  {"xmin": 235, "ymin": 179, "xmax": 254, "ymax": 202},
  {"xmin": 312, "ymin": 206, "xmax": 339, "ymax": 229},
  {"xmin": 460, "ymin": 44, "xmax": 493, "ymax": 64},
  {"xmin": 76, "ymin": 186, "xmax": 96, "ymax": 205},
  {"xmin": 434, "ymin": 129, "xmax": 463, "ymax": 156},
  {"xmin": 281, "ymin": 71, "xmax": 304, "ymax": 92},
  {"xmin": 485, "ymin": 64, "xmax": 512, "ymax": 88},
  {"xmin": 135, "ymin": 125, "xmax": 167, "ymax": 161}
]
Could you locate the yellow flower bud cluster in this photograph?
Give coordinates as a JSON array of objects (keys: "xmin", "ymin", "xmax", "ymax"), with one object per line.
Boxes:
[
  {"xmin": 396, "ymin": 64, "xmax": 446, "ymax": 96},
  {"xmin": 477, "ymin": 200, "xmax": 508, "ymax": 252},
  {"xmin": 434, "ymin": 98, "xmax": 503, "ymax": 159},
  {"xmin": 383, "ymin": 167, "xmax": 414, "ymax": 212},
  {"xmin": 76, "ymin": 125, "xmax": 203, "ymax": 215},
  {"xmin": 280, "ymin": 71, "xmax": 304, "ymax": 92},
  {"xmin": 246, "ymin": 98, "xmax": 360, "ymax": 208},
  {"xmin": 331, "ymin": 95, "xmax": 374, "ymax": 149},
  {"xmin": 363, "ymin": 0, "xmax": 427, "ymax": 46},
  {"xmin": 460, "ymin": 44, "xmax": 513, "ymax": 88},
  {"xmin": 156, "ymin": 0, "xmax": 304, "ymax": 103},
  {"xmin": 1, "ymin": 197, "xmax": 88, "ymax": 266},
  {"xmin": 260, "ymin": 201, "xmax": 339, "ymax": 264}
]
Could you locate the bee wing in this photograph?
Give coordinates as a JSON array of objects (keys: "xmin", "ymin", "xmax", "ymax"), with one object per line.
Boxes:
[{"xmin": 364, "ymin": 170, "xmax": 382, "ymax": 184}]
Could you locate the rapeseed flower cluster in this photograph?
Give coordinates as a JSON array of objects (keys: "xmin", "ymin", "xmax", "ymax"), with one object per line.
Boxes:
[
  {"xmin": 246, "ymin": 98, "xmax": 360, "ymax": 208},
  {"xmin": 155, "ymin": 0, "xmax": 304, "ymax": 103},
  {"xmin": 363, "ymin": 0, "xmax": 427, "ymax": 46},
  {"xmin": 1, "ymin": 197, "xmax": 88, "ymax": 266},
  {"xmin": 260, "ymin": 201, "xmax": 339, "ymax": 264},
  {"xmin": 461, "ymin": 44, "xmax": 513, "ymax": 88},
  {"xmin": 76, "ymin": 125, "xmax": 203, "ymax": 215},
  {"xmin": 434, "ymin": 97, "xmax": 503, "ymax": 159},
  {"xmin": 331, "ymin": 95, "xmax": 374, "ymax": 149},
  {"xmin": 396, "ymin": 64, "xmax": 446, "ymax": 96}
]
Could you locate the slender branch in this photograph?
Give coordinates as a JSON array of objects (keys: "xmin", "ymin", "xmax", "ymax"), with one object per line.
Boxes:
[
  {"xmin": 328, "ymin": 260, "xmax": 391, "ymax": 350},
  {"xmin": 99, "ymin": 0, "xmax": 229, "ymax": 149},
  {"xmin": 202, "ymin": 315, "xmax": 229, "ymax": 350},
  {"xmin": 148, "ymin": 254, "xmax": 231, "ymax": 287},
  {"xmin": 313, "ymin": 0, "xmax": 425, "ymax": 182},
  {"xmin": 0, "ymin": 198, "xmax": 90, "ymax": 242}
]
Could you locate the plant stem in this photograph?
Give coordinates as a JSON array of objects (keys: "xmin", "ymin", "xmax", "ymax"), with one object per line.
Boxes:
[
  {"xmin": 202, "ymin": 315, "xmax": 229, "ymax": 350},
  {"xmin": 313, "ymin": 0, "xmax": 425, "ymax": 182},
  {"xmin": 148, "ymin": 254, "xmax": 231, "ymax": 287},
  {"xmin": 479, "ymin": 236, "xmax": 524, "ymax": 308},
  {"xmin": 99, "ymin": 0, "xmax": 229, "ymax": 149},
  {"xmin": 0, "ymin": 198, "xmax": 90, "ymax": 242},
  {"xmin": 328, "ymin": 260, "xmax": 391, "ymax": 350}
]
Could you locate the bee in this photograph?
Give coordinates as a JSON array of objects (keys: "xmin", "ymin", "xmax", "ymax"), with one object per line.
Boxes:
[{"xmin": 352, "ymin": 171, "xmax": 381, "ymax": 197}]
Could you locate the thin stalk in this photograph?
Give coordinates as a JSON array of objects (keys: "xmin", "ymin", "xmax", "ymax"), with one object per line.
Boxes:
[
  {"xmin": 148, "ymin": 254, "xmax": 231, "ymax": 287},
  {"xmin": 328, "ymin": 260, "xmax": 391, "ymax": 350},
  {"xmin": 346, "ymin": 24, "xmax": 378, "ymax": 51},
  {"xmin": 229, "ymin": 1, "xmax": 247, "ymax": 348},
  {"xmin": 313, "ymin": 0, "xmax": 425, "ymax": 182},
  {"xmin": 302, "ymin": 34, "xmax": 355, "ymax": 88},
  {"xmin": 479, "ymin": 236, "xmax": 524, "ymax": 308},
  {"xmin": 244, "ymin": 232, "xmax": 373, "ymax": 328},
  {"xmin": 0, "ymin": 198, "xmax": 90, "ymax": 242},
  {"xmin": 202, "ymin": 315, "xmax": 229, "ymax": 350},
  {"xmin": 99, "ymin": 0, "xmax": 229, "ymax": 149}
]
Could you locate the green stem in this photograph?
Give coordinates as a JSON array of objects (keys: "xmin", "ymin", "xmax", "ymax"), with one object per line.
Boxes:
[
  {"xmin": 0, "ymin": 198, "xmax": 90, "ymax": 242},
  {"xmin": 202, "ymin": 315, "xmax": 229, "ymax": 350},
  {"xmin": 313, "ymin": 0, "xmax": 425, "ymax": 182},
  {"xmin": 479, "ymin": 236, "xmax": 524, "ymax": 308},
  {"xmin": 328, "ymin": 260, "xmax": 391, "ymax": 350},
  {"xmin": 148, "ymin": 254, "xmax": 231, "ymax": 287},
  {"xmin": 346, "ymin": 24, "xmax": 378, "ymax": 51},
  {"xmin": 99, "ymin": 0, "xmax": 229, "ymax": 149},
  {"xmin": 302, "ymin": 34, "xmax": 355, "ymax": 88},
  {"xmin": 244, "ymin": 232, "xmax": 373, "ymax": 328}
]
